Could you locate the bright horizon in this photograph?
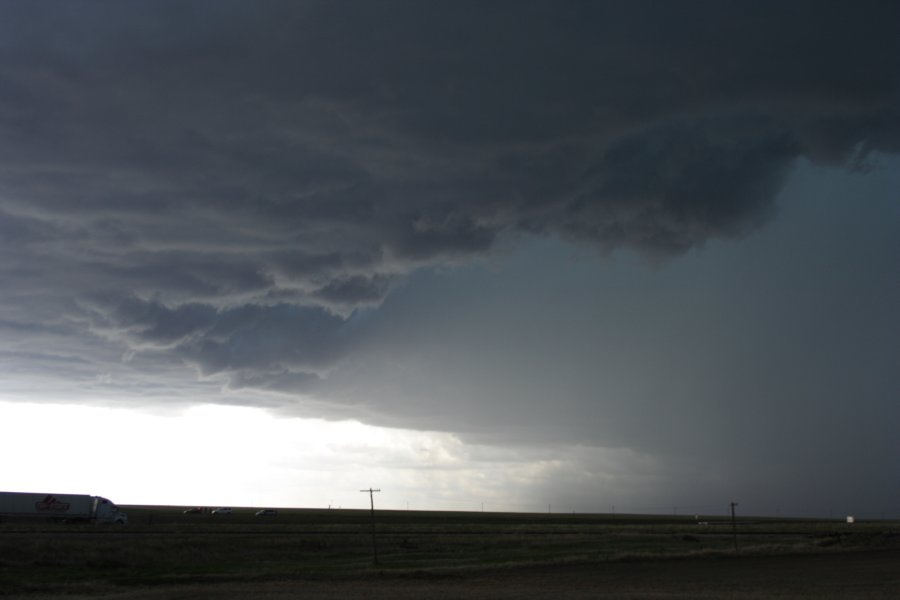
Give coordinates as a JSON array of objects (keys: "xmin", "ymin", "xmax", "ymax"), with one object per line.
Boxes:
[
  {"xmin": 3, "ymin": 400, "xmax": 670, "ymax": 515},
  {"xmin": 0, "ymin": 385, "xmax": 888, "ymax": 519}
]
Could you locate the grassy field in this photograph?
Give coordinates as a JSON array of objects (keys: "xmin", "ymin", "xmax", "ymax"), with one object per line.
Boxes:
[{"xmin": 1, "ymin": 506, "xmax": 897, "ymax": 597}]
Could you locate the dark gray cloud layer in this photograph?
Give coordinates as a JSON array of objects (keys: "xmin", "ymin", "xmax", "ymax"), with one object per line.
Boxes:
[{"xmin": 1, "ymin": 0, "xmax": 898, "ymax": 450}]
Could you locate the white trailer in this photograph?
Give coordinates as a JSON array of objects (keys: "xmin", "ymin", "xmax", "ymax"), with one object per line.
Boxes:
[{"xmin": 0, "ymin": 491, "xmax": 128, "ymax": 524}]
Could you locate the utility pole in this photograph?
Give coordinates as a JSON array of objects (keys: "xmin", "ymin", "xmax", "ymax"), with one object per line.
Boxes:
[
  {"xmin": 730, "ymin": 502, "xmax": 739, "ymax": 550},
  {"xmin": 360, "ymin": 488, "xmax": 381, "ymax": 565}
]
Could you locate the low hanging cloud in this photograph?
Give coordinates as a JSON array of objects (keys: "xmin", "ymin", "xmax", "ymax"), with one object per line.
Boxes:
[{"xmin": 1, "ymin": 1, "xmax": 898, "ymax": 417}]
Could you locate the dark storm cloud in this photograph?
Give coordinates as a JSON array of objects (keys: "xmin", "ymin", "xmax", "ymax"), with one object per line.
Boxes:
[
  {"xmin": 1, "ymin": 1, "xmax": 898, "ymax": 403},
  {"xmin": 82, "ymin": 293, "xmax": 348, "ymax": 381},
  {"xmin": 311, "ymin": 274, "xmax": 398, "ymax": 307}
]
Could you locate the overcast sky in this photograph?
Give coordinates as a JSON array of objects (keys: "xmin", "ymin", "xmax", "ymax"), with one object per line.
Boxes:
[{"xmin": 1, "ymin": 0, "xmax": 898, "ymax": 517}]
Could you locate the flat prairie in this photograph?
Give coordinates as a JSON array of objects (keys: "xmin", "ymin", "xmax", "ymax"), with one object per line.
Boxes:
[
  {"xmin": 40, "ymin": 550, "xmax": 899, "ymax": 600},
  {"xmin": 2, "ymin": 507, "xmax": 897, "ymax": 599}
]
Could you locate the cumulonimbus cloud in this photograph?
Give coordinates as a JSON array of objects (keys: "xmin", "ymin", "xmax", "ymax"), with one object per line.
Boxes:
[{"xmin": 0, "ymin": 0, "xmax": 897, "ymax": 399}]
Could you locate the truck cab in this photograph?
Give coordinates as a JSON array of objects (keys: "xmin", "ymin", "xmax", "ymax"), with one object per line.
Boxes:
[{"xmin": 93, "ymin": 497, "xmax": 128, "ymax": 525}]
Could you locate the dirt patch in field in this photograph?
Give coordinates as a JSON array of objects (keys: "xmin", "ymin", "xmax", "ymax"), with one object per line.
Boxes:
[{"xmin": 21, "ymin": 549, "xmax": 900, "ymax": 600}]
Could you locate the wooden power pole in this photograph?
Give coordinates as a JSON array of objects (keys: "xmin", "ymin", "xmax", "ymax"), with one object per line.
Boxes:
[
  {"xmin": 360, "ymin": 488, "xmax": 381, "ymax": 564},
  {"xmin": 730, "ymin": 501, "xmax": 739, "ymax": 550}
]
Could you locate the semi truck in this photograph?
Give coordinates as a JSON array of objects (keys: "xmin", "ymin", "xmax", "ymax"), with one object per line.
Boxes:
[{"xmin": 0, "ymin": 491, "xmax": 128, "ymax": 524}]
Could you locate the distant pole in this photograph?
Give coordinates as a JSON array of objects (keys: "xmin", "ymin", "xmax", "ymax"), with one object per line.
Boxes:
[
  {"xmin": 360, "ymin": 488, "xmax": 381, "ymax": 565},
  {"xmin": 730, "ymin": 502, "xmax": 739, "ymax": 550}
]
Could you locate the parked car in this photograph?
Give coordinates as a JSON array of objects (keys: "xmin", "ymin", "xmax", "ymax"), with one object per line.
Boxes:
[
  {"xmin": 211, "ymin": 507, "xmax": 232, "ymax": 515},
  {"xmin": 255, "ymin": 509, "xmax": 278, "ymax": 517}
]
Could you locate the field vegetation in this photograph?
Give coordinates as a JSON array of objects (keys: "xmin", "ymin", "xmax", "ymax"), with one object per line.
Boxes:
[{"xmin": 0, "ymin": 506, "xmax": 897, "ymax": 597}]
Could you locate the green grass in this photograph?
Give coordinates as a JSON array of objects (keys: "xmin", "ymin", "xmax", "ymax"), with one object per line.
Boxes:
[{"xmin": 0, "ymin": 506, "xmax": 896, "ymax": 596}]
